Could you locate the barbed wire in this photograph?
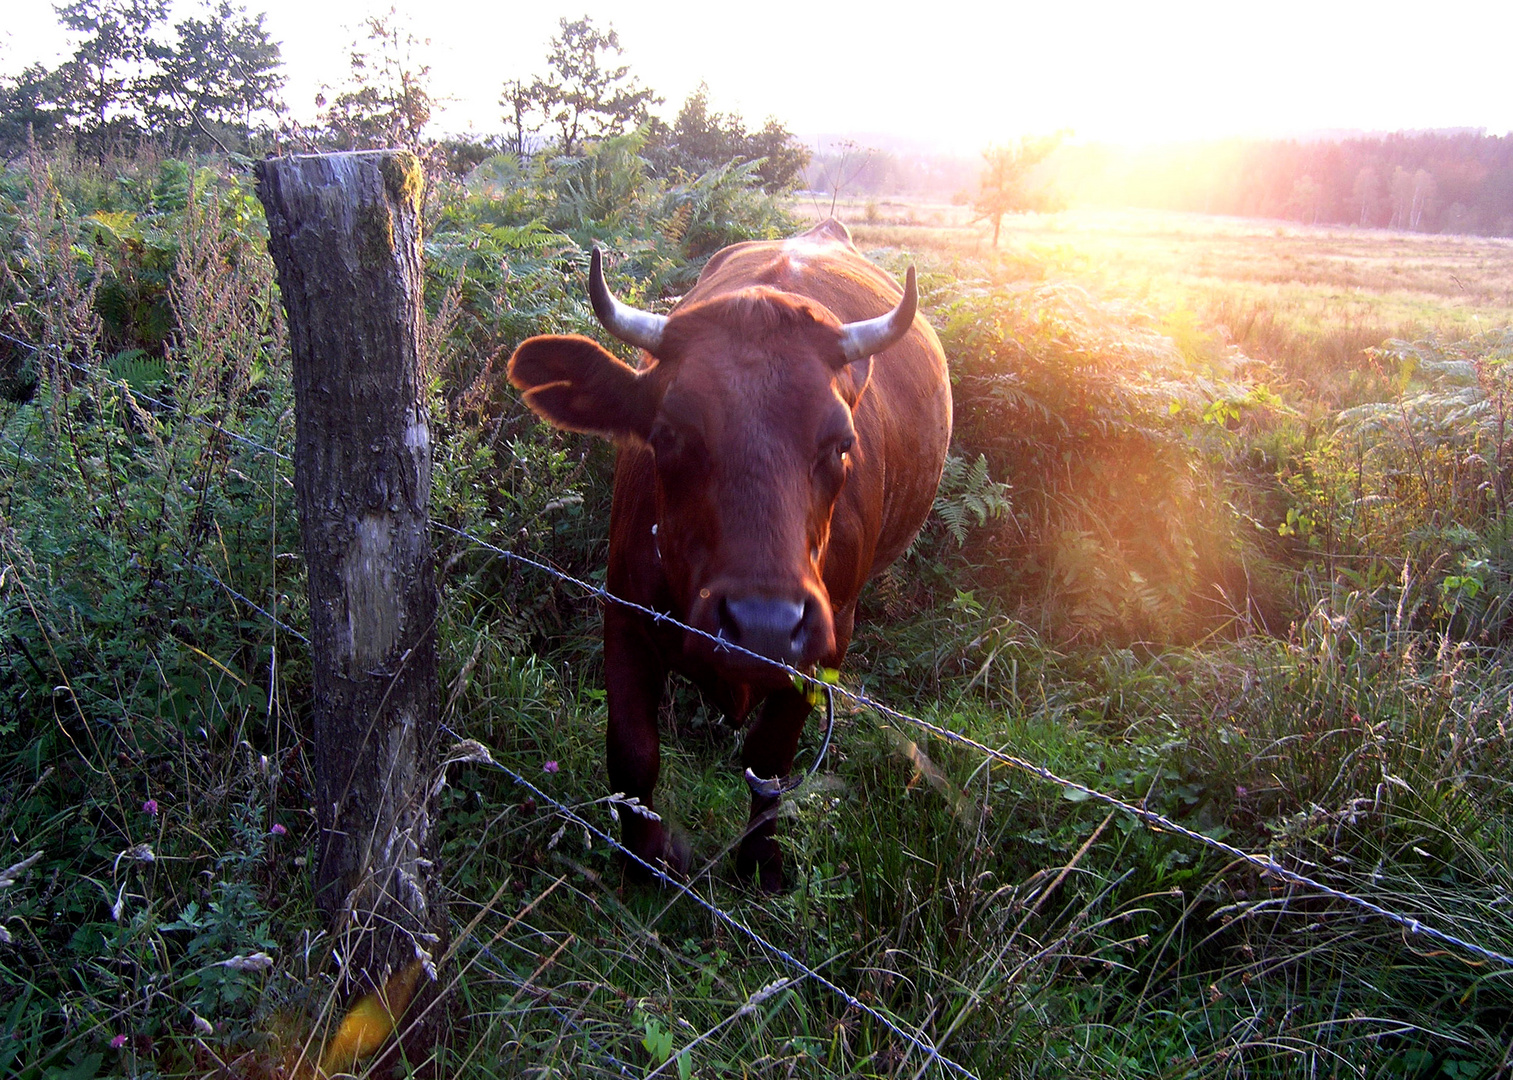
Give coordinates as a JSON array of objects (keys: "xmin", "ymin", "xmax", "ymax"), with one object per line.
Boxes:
[
  {"xmin": 186, "ymin": 561, "xmax": 308, "ymax": 644},
  {"xmin": 8, "ymin": 323, "xmax": 1511, "ymax": 1012},
  {"xmin": 439, "ymin": 721, "xmax": 977, "ymax": 1080},
  {"xmin": 435, "ymin": 523, "xmax": 1513, "ymax": 973},
  {"xmin": 0, "ymin": 356, "xmax": 968, "ymax": 1071}
]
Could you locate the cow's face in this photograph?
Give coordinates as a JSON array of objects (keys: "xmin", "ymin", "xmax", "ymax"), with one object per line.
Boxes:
[
  {"xmin": 509, "ymin": 290, "xmax": 871, "ymax": 684},
  {"xmin": 510, "ymin": 247, "xmax": 916, "ymax": 685},
  {"xmin": 645, "ymin": 293, "xmax": 874, "ymax": 680}
]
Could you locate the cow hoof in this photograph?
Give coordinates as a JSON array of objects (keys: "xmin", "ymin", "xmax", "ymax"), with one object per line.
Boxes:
[
  {"xmin": 621, "ymin": 827, "xmax": 691, "ymax": 885},
  {"xmin": 735, "ymin": 842, "xmax": 786, "ymax": 894}
]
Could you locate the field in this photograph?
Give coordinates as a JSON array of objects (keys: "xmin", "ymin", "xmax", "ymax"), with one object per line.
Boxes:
[
  {"xmin": 3, "ymin": 149, "xmax": 1513, "ymax": 1080},
  {"xmin": 809, "ymin": 198, "xmax": 1513, "ymax": 310}
]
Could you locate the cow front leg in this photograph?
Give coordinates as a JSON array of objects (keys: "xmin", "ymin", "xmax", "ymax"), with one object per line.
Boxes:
[
  {"xmin": 736, "ymin": 686, "xmax": 813, "ymax": 891},
  {"xmin": 604, "ymin": 610, "xmax": 687, "ymax": 879}
]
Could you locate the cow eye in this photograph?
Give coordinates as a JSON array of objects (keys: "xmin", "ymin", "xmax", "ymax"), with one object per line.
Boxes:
[
  {"xmin": 649, "ymin": 424, "xmax": 704, "ymax": 473},
  {"xmin": 648, "ymin": 425, "xmax": 677, "ymax": 457}
]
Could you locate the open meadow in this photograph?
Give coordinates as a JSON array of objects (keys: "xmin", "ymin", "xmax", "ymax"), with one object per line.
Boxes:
[
  {"xmin": 814, "ymin": 198, "xmax": 1513, "ymax": 404},
  {"xmin": 3, "ymin": 146, "xmax": 1513, "ymax": 1080}
]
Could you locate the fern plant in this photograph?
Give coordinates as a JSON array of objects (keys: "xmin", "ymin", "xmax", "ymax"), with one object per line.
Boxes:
[
  {"xmin": 937, "ymin": 279, "xmax": 1280, "ymax": 641},
  {"xmin": 1282, "ymin": 329, "xmax": 1513, "ymax": 639},
  {"xmin": 931, "ymin": 452, "xmax": 1012, "ymax": 546}
]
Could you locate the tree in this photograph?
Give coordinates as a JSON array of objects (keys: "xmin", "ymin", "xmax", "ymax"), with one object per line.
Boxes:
[
  {"xmin": 317, "ymin": 7, "xmax": 434, "ymax": 153},
  {"xmin": 1288, "ymin": 174, "xmax": 1323, "ymax": 225},
  {"xmin": 145, "ymin": 1, "xmax": 284, "ymax": 153},
  {"xmin": 1352, "ymin": 165, "xmax": 1381, "ymax": 226},
  {"xmin": 644, "ymin": 83, "xmax": 809, "ymax": 192},
  {"xmin": 498, "ymin": 77, "xmax": 538, "ymax": 156},
  {"xmin": 531, "ymin": 16, "xmax": 659, "ymax": 155},
  {"xmin": 1410, "ymin": 168, "xmax": 1437, "ymax": 230},
  {"xmin": 1389, "ymin": 165, "xmax": 1414, "ymax": 230},
  {"xmin": 54, "ymin": 0, "xmax": 169, "ymax": 151},
  {"xmin": 975, "ymin": 133, "xmax": 1065, "ymax": 246},
  {"xmin": 744, "ymin": 117, "xmax": 810, "ymax": 192},
  {"xmin": 0, "ymin": 64, "xmax": 72, "ymax": 152}
]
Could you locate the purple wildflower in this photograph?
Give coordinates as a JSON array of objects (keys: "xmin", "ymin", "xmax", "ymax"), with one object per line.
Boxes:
[{"xmin": 543, "ymin": 760, "xmax": 560, "ymax": 774}]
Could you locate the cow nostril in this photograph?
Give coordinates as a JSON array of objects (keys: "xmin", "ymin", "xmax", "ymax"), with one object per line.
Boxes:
[
  {"xmin": 717, "ymin": 597, "xmax": 740, "ymax": 640},
  {"xmin": 791, "ymin": 598, "xmax": 814, "ymax": 649},
  {"xmin": 722, "ymin": 596, "xmax": 807, "ymax": 661}
]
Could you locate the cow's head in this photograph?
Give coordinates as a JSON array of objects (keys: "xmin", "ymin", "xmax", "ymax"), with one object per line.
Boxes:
[{"xmin": 509, "ymin": 249, "xmax": 916, "ymax": 683}]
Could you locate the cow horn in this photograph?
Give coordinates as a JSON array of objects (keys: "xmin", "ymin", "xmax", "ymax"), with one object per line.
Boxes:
[
  {"xmin": 588, "ymin": 246, "xmax": 667, "ymax": 353},
  {"xmin": 838, "ymin": 266, "xmax": 917, "ymax": 362}
]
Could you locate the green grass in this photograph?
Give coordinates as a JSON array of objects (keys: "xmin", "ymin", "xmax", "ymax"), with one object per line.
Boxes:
[
  {"xmin": 4, "ymin": 150, "xmax": 1513, "ymax": 1079},
  {"xmin": 422, "ymin": 607, "xmax": 1513, "ymax": 1077}
]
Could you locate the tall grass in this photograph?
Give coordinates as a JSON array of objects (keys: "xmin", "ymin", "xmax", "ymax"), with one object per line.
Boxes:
[{"xmin": 3, "ymin": 150, "xmax": 1513, "ymax": 1078}]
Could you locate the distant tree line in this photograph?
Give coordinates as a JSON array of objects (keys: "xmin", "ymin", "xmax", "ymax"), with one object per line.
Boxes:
[
  {"xmin": 0, "ymin": 6, "xmax": 809, "ymax": 192},
  {"xmin": 1056, "ymin": 131, "xmax": 1513, "ymax": 236}
]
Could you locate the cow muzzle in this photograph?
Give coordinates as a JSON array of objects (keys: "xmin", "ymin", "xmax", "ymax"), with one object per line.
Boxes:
[
  {"xmin": 689, "ymin": 584, "xmax": 833, "ymax": 678},
  {"xmin": 720, "ymin": 595, "xmax": 812, "ymax": 665}
]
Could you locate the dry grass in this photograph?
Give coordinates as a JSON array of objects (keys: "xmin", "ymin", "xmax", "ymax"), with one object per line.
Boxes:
[{"xmin": 796, "ymin": 199, "xmax": 1513, "ymax": 330}]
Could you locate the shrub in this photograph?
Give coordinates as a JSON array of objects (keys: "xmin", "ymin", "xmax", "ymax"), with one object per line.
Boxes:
[
  {"xmin": 1281, "ymin": 329, "xmax": 1513, "ymax": 639},
  {"xmin": 935, "ymin": 279, "xmax": 1285, "ymax": 641}
]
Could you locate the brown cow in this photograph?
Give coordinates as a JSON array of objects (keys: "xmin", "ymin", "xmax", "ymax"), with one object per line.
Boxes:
[{"xmin": 508, "ymin": 219, "xmax": 951, "ymax": 889}]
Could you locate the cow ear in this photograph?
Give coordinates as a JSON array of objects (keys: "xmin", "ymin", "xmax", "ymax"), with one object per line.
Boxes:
[
  {"xmin": 508, "ymin": 334, "xmax": 657, "ymax": 440},
  {"xmin": 836, "ymin": 354, "xmax": 872, "ymax": 408}
]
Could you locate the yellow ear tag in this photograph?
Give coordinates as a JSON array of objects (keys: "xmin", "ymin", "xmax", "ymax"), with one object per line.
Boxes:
[{"xmin": 791, "ymin": 666, "xmax": 840, "ymax": 706}]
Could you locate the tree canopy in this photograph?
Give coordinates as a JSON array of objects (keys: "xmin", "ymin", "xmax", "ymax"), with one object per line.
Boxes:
[
  {"xmin": 643, "ymin": 83, "xmax": 809, "ymax": 193},
  {"xmin": 0, "ymin": 0, "xmax": 283, "ymax": 155}
]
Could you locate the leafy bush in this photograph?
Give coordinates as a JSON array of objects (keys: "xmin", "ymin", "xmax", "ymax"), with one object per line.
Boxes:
[
  {"xmin": 936, "ymin": 278, "xmax": 1286, "ymax": 641},
  {"xmin": 1281, "ymin": 329, "xmax": 1513, "ymax": 639}
]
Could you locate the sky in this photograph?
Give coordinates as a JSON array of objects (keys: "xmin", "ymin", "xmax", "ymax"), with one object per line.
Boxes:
[{"xmin": 3, "ymin": 0, "xmax": 1511, "ymax": 153}]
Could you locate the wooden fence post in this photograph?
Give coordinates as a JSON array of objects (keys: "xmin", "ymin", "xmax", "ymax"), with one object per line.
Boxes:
[{"xmin": 255, "ymin": 151, "xmax": 446, "ymax": 1041}]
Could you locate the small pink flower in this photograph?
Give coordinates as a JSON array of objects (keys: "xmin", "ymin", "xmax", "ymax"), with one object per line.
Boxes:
[
  {"xmin": 110, "ymin": 1033, "xmax": 129, "ymax": 1049},
  {"xmin": 270, "ymin": 823, "xmax": 287, "ymax": 837},
  {"xmin": 142, "ymin": 799, "xmax": 159, "ymax": 816},
  {"xmin": 1235, "ymin": 785, "xmax": 1248, "ymax": 798},
  {"xmin": 543, "ymin": 760, "xmax": 559, "ymax": 774}
]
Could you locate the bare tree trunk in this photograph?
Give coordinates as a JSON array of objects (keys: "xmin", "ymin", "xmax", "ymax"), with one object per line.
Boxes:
[{"xmin": 255, "ymin": 151, "xmax": 446, "ymax": 1051}]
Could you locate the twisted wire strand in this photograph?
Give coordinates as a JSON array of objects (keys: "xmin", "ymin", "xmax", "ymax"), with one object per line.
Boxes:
[
  {"xmin": 435, "ymin": 524, "xmax": 1513, "ymax": 972},
  {"xmin": 439, "ymin": 722, "xmax": 978, "ymax": 1080}
]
